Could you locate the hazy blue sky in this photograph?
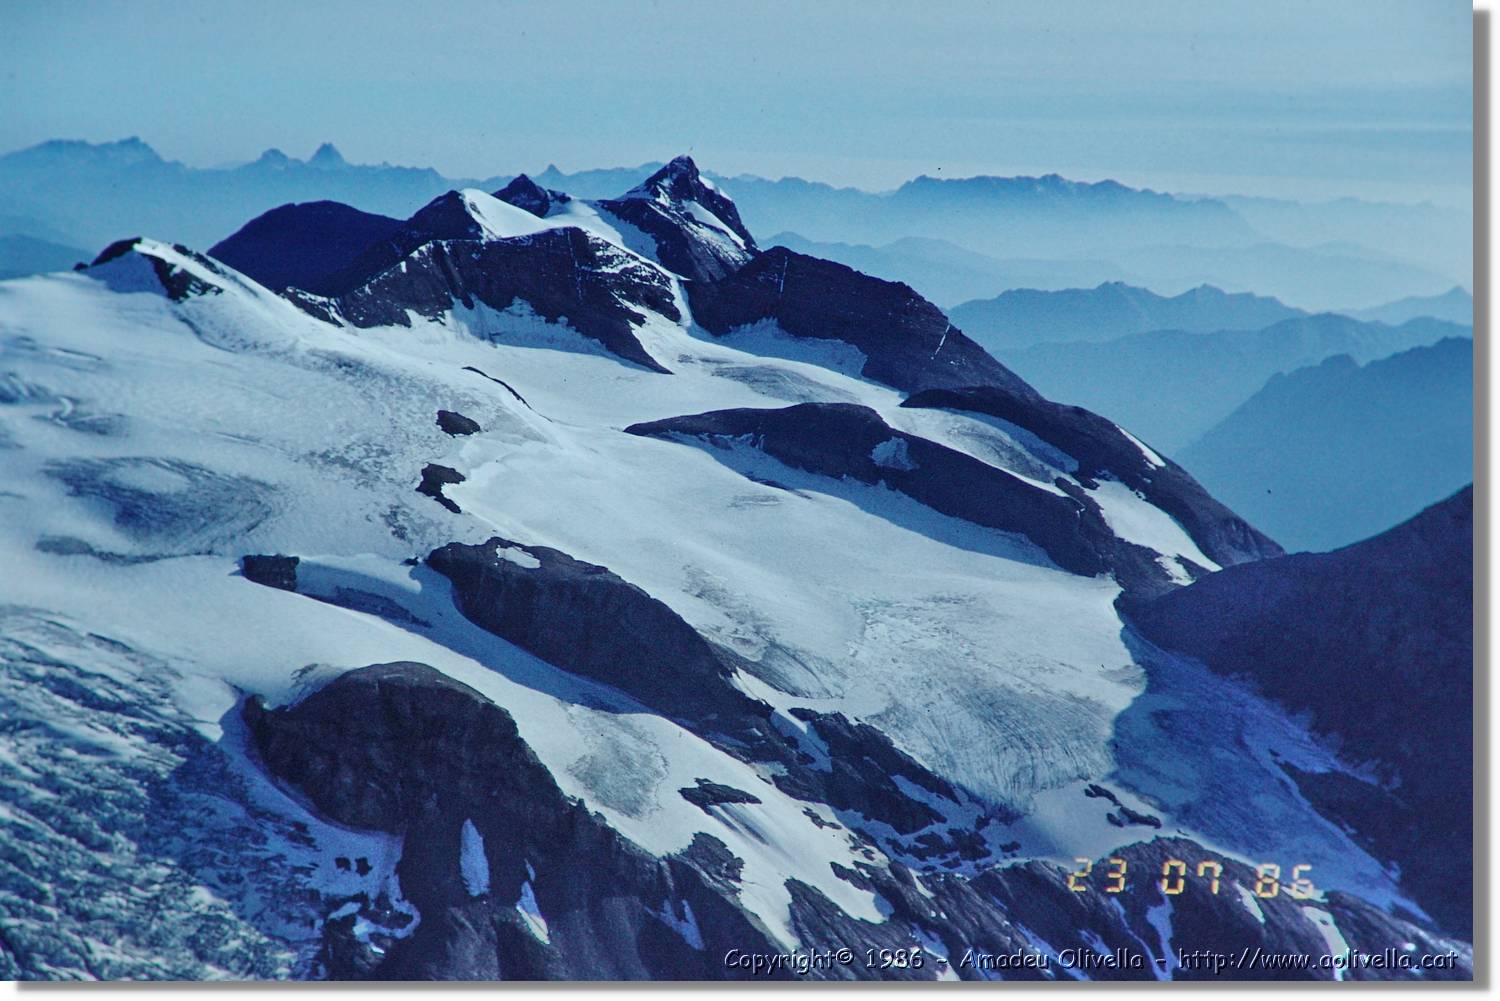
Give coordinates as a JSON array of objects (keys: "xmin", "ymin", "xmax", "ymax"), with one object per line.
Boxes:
[{"xmin": 2, "ymin": 0, "xmax": 1473, "ymax": 205}]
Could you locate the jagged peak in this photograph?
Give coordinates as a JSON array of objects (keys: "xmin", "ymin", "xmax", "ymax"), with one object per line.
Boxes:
[
  {"xmin": 628, "ymin": 155, "xmax": 707, "ymax": 201},
  {"xmin": 308, "ymin": 142, "xmax": 346, "ymax": 168},
  {"xmin": 619, "ymin": 154, "xmax": 756, "ymax": 250}
]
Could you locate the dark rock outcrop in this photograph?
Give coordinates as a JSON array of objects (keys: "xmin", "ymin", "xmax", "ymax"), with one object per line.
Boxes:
[
  {"xmin": 436, "ymin": 410, "xmax": 482, "ymax": 436},
  {"xmin": 678, "ymin": 779, "xmax": 762, "ymax": 811},
  {"xmin": 1133, "ymin": 487, "xmax": 1473, "ymax": 936},
  {"xmin": 685, "ymin": 247, "xmax": 1035, "ymax": 396},
  {"xmin": 424, "ymin": 535, "xmax": 982, "ymax": 845},
  {"xmin": 425, "ymin": 538, "xmax": 760, "ymax": 724},
  {"xmin": 242, "ymin": 662, "xmax": 785, "ymax": 980},
  {"xmin": 598, "ymin": 156, "xmax": 757, "ymax": 282},
  {"xmin": 902, "ymin": 385, "xmax": 1283, "ymax": 570},
  {"xmin": 626, "ymin": 402, "xmax": 1173, "ymax": 596},
  {"xmin": 417, "ymin": 463, "xmax": 465, "ymax": 513},
  {"xmin": 493, "ymin": 175, "xmax": 569, "ymax": 218},
  {"xmin": 240, "ymin": 554, "xmax": 299, "ymax": 592},
  {"xmin": 317, "ymin": 189, "xmax": 509, "ymax": 291},
  {"xmin": 784, "ymin": 709, "xmax": 958, "ymax": 836},
  {"xmin": 241, "ymin": 664, "xmax": 1467, "ymax": 981},
  {"xmin": 207, "ymin": 201, "xmax": 403, "ymax": 295},
  {"xmin": 1083, "ymin": 783, "xmax": 1162, "ymax": 829}
]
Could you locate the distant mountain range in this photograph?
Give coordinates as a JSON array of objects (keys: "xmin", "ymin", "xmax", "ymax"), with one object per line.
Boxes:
[
  {"xmin": 768, "ymin": 232, "xmax": 1140, "ymax": 308},
  {"xmin": 1083, "ymin": 240, "xmax": 1456, "ymax": 316},
  {"xmin": 0, "ymin": 137, "xmax": 1470, "ymax": 311},
  {"xmin": 0, "ymin": 234, "xmax": 89, "ymax": 281},
  {"xmin": 993, "ymin": 313, "xmax": 1470, "ymax": 454},
  {"xmin": 1219, "ymin": 194, "xmax": 1472, "ymax": 303},
  {"xmin": 0, "ymin": 138, "xmax": 457, "ymax": 255},
  {"xmin": 950, "ymin": 282, "xmax": 1306, "ymax": 351},
  {"xmin": 1346, "ymin": 285, "xmax": 1473, "ymax": 326},
  {"xmin": 1176, "ymin": 337, "xmax": 1473, "ymax": 552}
]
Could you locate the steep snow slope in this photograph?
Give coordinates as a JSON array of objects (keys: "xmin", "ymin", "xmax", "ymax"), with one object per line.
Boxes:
[{"xmin": 0, "ymin": 172, "xmax": 1465, "ymax": 979}]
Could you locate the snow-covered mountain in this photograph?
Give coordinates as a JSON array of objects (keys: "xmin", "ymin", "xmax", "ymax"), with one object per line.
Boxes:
[{"xmin": 0, "ymin": 158, "xmax": 1470, "ymax": 980}]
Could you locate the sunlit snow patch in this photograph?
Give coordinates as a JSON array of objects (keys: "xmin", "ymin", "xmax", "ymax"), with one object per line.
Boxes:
[
  {"xmin": 459, "ymin": 819, "xmax": 491, "ymax": 897},
  {"xmin": 516, "ymin": 872, "xmax": 550, "ymax": 944}
]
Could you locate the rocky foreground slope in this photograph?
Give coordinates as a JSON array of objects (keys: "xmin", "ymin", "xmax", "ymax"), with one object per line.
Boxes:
[
  {"xmin": 0, "ymin": 157, "xmax": 1470, "ymax": 980},
  {"xmin": 1134, "ymin": 487, "xmax": 1474, "ymax": 937}
]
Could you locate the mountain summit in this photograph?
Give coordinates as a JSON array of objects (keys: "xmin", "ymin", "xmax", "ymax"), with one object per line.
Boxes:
[
  {"xmin": 307, "ymin": 142, "xmax": 347, "ymax": 169},
  {"xmin": 600, "ymin": 155, "xmax": 758, "ymax": 281},
  {"xmin": 624, "ymin": 155, "xmax": 757, "ymax": 248}
]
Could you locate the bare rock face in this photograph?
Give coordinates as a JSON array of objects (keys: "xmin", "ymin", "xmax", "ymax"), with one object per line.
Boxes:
[
  {"xmin": 416, "ymin": 463, "xmax": 465, "ymax": 513},
  {"xmin": 425, "ymin": 538, "xmax": 761, "ymax": 725},
  {"xmin": 436, "ymin": 410, "xmax": 481, "ymax": 436},
  {"xmin": 237, "ymin": 657, "xmax": 1468, "ymax": 983},
  {"xmin": 314, "ymin": 228, "xmax": 676, "ymax": 373},
  {"xmin": 785, "ymin": 709, "xmax": 959, "ymax": 836},
  {"xmin": 207, "ymin": 201, "xmax": 403, "ymax": 294},
  {"xmin": 903, "ymin": 385, "xmax": 1284, "ymax": 571},
  {"xmin": 283, "ymin": 189, "xmax": 679, "ymax": 373},
  {"xmin": 1132, "ymin": 487, "xmax": 1473, "ymax": 937},
  {"xmin": 685, "ymin": 246, "xmax": 1035, "ymax": 396},
  {"xmin": 87, "ymin": 238, "xmax": 226, "ymax": 301},
  {"xmin": 240, "ymin": 554, "xmax": 299, "ymax": 591},
  {"xmin": 242, "ymin": 662, "xmax": 785, "ymax": 980}
]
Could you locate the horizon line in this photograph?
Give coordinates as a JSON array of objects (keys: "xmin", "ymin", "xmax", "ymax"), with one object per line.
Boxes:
[{"xmin": 0, "ymin": 134, "xmax": 1470, "ymax": 212}]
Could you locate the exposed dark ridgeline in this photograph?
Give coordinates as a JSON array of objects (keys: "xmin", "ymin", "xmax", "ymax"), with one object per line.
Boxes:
[
  {"xmin": 900, "ymin": 387, "xmax": 1284, "ymax": 573},
  {"xmin": 243, "ymin": 662, "xmax": 784, "ymax": 980},
  {"xmin": 687, "ymin": 247, "xmax": 1036, "ymax": 396},
  {"xmin": 625, "ymin": 402, "xmax": 1177, "ymax": 597},
  {"xmin": 493, "ymin": 174, "xmax": 570, "ymax": 218},
  {"xmin": 598, "ymin": 156, "xmax": 758, "ymax": 282}
]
